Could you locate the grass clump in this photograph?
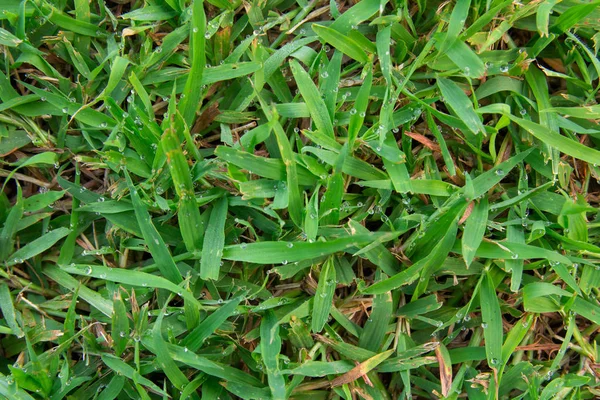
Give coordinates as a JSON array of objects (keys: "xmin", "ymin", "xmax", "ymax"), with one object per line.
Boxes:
[{"xmin": 1, "ymin": 0, "xmax": 600, "ymax": 398}]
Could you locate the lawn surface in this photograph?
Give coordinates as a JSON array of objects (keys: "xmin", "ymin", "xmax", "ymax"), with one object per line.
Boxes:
[{"xmin": 1, "ymin": 0, "xmax": 600, "ymax": 398}]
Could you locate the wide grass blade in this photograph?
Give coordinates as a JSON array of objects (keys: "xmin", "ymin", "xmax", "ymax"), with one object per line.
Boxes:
[
  {"xmin": 179, "ymin": 0, "xmax": 206, "ymax": 127},
  {"xmin": 124, "ymin": 171, "xmax": 182, "ymax": 283},
  {"xmin": 481, "ymin": 273, "xmax": 503, "ymax": 369},
  {"xmin": 61, "ymin": 264, "xmax": 199, "ymax": 307},
  {"xmin": 437, "ymin": 77, "xmax": 485, "ymax": 135},
  {"xmin": 101, "ymin": 355, "xmax": 168, "ymax": 396},
  {"xmin": 313, "ymin": 24, "xmax": 369, "ymax": 63},
  {"xmin": 290, "ymin": 59, "xmax": 335, "ymax": 139},
  {"xmin": 201, "ymin": 197, "xmax": 228, "ymax": 280},
  {"xmin": 510, "ymin": 116, "xmax": 600, "ymax": 165},
  {"xmin": 0, "ymin": 184, "xmax": 23, "ymax": 261},
  {"xmin": 7, "ymin": 227, "xmax": 70, "ymax": 265},
  {"xmin": 162, "ymin": 116, "xmax": 204, "ymax": 252},
  {"xmin": 261, "ymin": 310, "xmax": 286, "ymax": 399},
  {"xmin": 43, "ymin": 266, "xmax": 113, "ymax": 317},
  {"xmin": 0, "ymin": 284, "xmax": 23, "ymax": 337},
  {"xmin": 183, "ymin": 296, "xmax": 242, "ymax": 351},
  {"xmin": 359, "ymin": 290, "xmax": 392, "ymax": 352},
  {"xmin": 462, "ymin": 197, "xmax": 488, "ymax": 268},
  {"xmin": 223, "ymin": 233, "xmax": 392, "ymax": 264},
  {"xmin": 312, "ymin": 257, "xmax": 336, "ymax": 333}
]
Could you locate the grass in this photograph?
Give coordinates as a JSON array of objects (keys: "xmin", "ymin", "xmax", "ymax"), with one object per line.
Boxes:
[{"xmin": 1, "ymin": 0, "xmax": 600, "ymax": 398}]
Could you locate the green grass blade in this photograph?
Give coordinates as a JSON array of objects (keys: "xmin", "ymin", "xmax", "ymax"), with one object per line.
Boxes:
[
  {"xmin": 101, "ymin": 355, "xmax": 168, "ymax": 396},
  {"xmin": 550, "ymin": 0, "xmax": 600, "ymax": 34},
  {"xmin": 304, "ymin": 189, "xmax": 319, "ymax": 242},
  {"xmin": 164, "ymin": 343, "xmax": 263, "ymax": 387},
  {"xmin": 312, "ymin": 257, "xmax": 336, "ymax": 333},
  {"xmin": 359, "ymin": 290, "xmax": 392, "ymax": 352},
  {"xmin": 510, "ymin": 116, "xmax": 600, "ymax": 166},
  {"xmin": 462, "ymin": 197, "xmax": 488, "ymax": 268},
  {"xmin": 290, "ymin": 59, "xmax": 335, "ymax": 139},
  {"xmin": 43, "ymin": 266, "xmax": 113, "ymax": 317},
  {"xmin": 0, "ymin": 184, "xmax": 23, "ymax": 261},
  {"xmin": 468, "ymin": 148, "xmax": 533, "ymax": 199},
  {"xmin": 124, "ymin": 171, "xmax": 182, "ymax": 283},
  {"xmin": 183, "ymin": 296, "xmax": 242, "ymax": 351},
  {"xmin": 261, "ymin": 310, "xmax": 286, "ymax": 399},
  {"xmin": 348, "ymin": 68, "xmax": 372, "ymax": 147},
  {"xmin": 267, "ymin": 108, "xmax": 303, "ymax": 228},
  {"xmin": 111, "ymin": 292, "xmax": 129, "ymax": 357},
  {"xmin": 152, "ymin": 310, "xmax": 189, "ymax": 390},
  {"xmin": 179, "ymin": 0, "xmax": 206, "ymax": 127},
  {"xmin": 437, "ymin": 77, "xmax": 485, "ymax": 135},
  {"xmin": 330, "ymin": 0, "xmax": 386, "ymax": 33},
  {"xmin": 61, "ymin": 264, "xmax": 199, "ymax": 307},
  {"xmin": 200, "ymin": 197, "xmax": 228, "ymax": 280},
  {"xmin": 481, "ymin": 272, "xmax": 504, "ymax": 370},
  {"xmin": 0, "ymin": 284, "xmax": 23, "ymax": 337},
  {"xmin": 162, "ymin": 119, "xmax": 204, "ymax": 252},
  {"xmin": 313, "ymin": 24, "xmax": 369, "ymax": 63},
  {"xmin": 223, "ymin": 233, "xmax": 391, "ymax": 264},
  {"xmin": 7, "ymin": 227, "xmax": 70, "ymax": 265},
  {"xmin": 438, "ymin": 0, "xmax": 470, "ymax": 54}
]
